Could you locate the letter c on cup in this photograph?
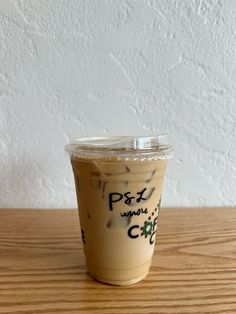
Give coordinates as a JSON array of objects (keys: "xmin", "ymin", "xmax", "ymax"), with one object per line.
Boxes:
[{"xmin": 128, "ymin": 225, "xmax": 140, "ymax": 239}]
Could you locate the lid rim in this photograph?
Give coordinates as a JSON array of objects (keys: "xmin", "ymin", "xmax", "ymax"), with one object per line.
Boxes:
[{"xmin": 65, "ymin": 136, "xmax": 173, "ymax": 157}]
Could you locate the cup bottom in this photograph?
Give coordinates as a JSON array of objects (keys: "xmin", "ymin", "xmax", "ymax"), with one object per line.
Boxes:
[
  {"xmin": 89, "ymin": 270, "xmax": 149, "ymax": 286},
  {"xmin": 87, "ymin": 260, "xmax": 151, "ymax": 286}
]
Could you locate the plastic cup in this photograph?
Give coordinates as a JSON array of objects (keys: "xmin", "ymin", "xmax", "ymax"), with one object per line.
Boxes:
[{"xmin": 65, "ymin": 136, "xmax": 172, "ymax": 285}]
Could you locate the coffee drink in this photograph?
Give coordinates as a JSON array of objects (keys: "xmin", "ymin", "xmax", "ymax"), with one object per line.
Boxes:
[{"xmin": 66, "ymin": 136, "xmax": 172, "ymax": 285}]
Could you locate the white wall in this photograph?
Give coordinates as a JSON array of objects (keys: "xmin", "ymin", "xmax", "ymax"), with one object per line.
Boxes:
[{"xmin": 1, "ymin": 0, "xmax": 236, "ymax": 208}]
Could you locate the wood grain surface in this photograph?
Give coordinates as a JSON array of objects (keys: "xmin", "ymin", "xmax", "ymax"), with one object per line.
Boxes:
[{"xmin": 0, "ymin": 208, "xmax": 236, "ymax": 314}]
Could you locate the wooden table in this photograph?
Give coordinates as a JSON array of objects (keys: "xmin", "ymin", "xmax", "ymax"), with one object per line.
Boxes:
[{"xmin": 0, "ymin": 208, "xmax": 236, "ymax": 313}]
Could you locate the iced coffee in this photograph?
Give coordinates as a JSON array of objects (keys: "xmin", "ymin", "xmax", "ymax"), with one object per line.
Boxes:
[{"xmin": 65, "ymin": 136, "xmax": 172, "ymax": 285}]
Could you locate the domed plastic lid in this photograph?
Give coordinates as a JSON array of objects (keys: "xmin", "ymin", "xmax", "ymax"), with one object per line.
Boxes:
[{"xmin": 65, "ymin": 136, "xmax": 172, "ymax": 159}]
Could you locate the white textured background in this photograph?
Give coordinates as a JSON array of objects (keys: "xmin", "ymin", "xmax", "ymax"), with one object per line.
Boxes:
[{"xmin": 1, "ymin": 0, "xmax": 236, "ymax": 208}]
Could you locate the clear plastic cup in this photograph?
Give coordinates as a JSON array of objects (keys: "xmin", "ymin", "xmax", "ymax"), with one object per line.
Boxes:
[{"xmin": 65, "ymin": 136, "xmax": 172, "ymax": 285}]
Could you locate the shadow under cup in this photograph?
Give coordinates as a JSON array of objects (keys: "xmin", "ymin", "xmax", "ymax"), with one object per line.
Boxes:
[{"xmin": 65, "ymin": 136, "xmax": 172, "ymax": 285}]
